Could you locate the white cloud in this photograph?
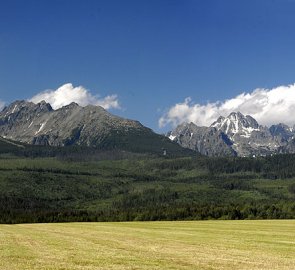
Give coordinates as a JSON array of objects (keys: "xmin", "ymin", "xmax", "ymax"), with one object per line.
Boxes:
[
  {"xmin": 0, "ymin": 100, "xmax": 5, "ymax": 111},
  {"xmin": 29, "ymin": 83, "xmax": 120, "ymax": 110},
  {"xmin": 159, "ymin": 83, "xmax": 295, "ymax": 128}
]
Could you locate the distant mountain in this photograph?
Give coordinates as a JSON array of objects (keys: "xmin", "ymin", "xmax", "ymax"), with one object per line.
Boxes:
[
  {"xmin": 0, "ymin": 100, "xmax": 192, "ymax": 156},
  {"xmin": 168, "ymin": 112, "xmax": 295, "ymax": 156},
  {"xmin": 211, "ymin": 112, "xmax": 260, "ymax": 139},
  {"xmin": 167, "ymin": 122, "xmax": 236, "ymax": 156}
]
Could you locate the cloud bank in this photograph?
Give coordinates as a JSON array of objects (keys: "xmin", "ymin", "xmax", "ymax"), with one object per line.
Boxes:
[
  {"xmin": 159, "ymin": 83, "xmax": 295, "ymax": 128},
  {"xmin": 30, "ymin": 83, "xmax": 120, "ymax": 110}
]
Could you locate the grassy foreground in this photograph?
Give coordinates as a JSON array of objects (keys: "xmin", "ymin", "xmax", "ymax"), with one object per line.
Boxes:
[{"xmin": 0, "ymin": 220, "xmax": 294, "ymax": 270}]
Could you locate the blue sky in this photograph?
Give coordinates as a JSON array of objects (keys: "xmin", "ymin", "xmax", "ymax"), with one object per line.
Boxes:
[{"xmin": 1, "ymin": 0, "xmax": 295, "ymax": 132}]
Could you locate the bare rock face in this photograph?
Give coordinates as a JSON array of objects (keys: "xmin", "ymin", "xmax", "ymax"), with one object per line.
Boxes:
[
  {"xmin": 168, "ymin": 122, "xmax": 236, "ymax": 156},
  {"xmin": 269, "ymin": 123, "xmax": 294, "ymax": 141},
  {"xmin": 0, "ymin": 100, "xmax": 191, "ymax": 155},
  {"xmin": 168, "ymin": 112, "xmax": 295, "ymax": 157}
]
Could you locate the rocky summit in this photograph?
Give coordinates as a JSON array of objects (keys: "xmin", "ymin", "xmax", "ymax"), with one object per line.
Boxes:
[
  {"xmin": 168, "ymin": 112, "xmax": 295, "ymax": 156},
  {"xmin": 0, "ymin": 100, "xmax": 191, "ymax": 156}
]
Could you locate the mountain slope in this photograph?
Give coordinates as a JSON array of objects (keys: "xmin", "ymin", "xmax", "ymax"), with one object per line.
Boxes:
[
  {"xmin": 168, "ymin": 122, "xmax": 236, "ymax": 156},
  {"xmin": 210, "ymin": 112, "xmax": 280, "ymax": 156},
  {"xmin": 269, "ymin": 123, "xmax": 294, "ymax": 141},
  {"xmin": 0, "ymin": 100, "xmax": 192, "ymax": 156}
]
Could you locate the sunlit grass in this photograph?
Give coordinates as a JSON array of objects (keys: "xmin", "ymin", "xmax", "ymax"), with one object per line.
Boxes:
[{"xmin": 0, "ymin": 220, "xmax": 294, "ymax": 269}]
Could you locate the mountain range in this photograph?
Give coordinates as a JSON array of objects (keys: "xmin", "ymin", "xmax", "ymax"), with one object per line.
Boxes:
[
  {"xmin": 1, "ymin": 100, "xmax": 295, "ymax": 157},
  {"xmin": 0, "ymin": 100, "xmax": 191, "ymax": 156},
  {"xmin": 168, "ymin": 111, "xmax": 295, "ymax": 156}
]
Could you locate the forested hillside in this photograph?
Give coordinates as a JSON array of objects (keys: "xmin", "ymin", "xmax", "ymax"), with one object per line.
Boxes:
[{"xmin": 0, "ymin": 139, "xmax": 295, "ymax": 223}]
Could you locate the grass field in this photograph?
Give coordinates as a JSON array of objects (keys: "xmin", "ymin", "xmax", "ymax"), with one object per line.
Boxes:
[{"xmin": 0, "ymin": 220, "xmax": 294, "ymax": 269}]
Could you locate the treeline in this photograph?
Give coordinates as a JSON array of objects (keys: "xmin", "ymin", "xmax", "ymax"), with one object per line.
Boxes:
[
  {"xmin": 0, "ymin": 133, "xmax": 194, "ymax": 160},
  {"xmin": 1, "ymin": 201, "xmax": 294, "ymax": 224},
  {"xmin": 1, "ymin": 183, "xmax": 295, "ymax": 224},
  {"xmin": 150, "ymin": 154, "xmax": 295, "ymax": 179}
]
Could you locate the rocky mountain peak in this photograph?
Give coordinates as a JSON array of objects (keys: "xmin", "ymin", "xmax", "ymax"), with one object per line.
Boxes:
[
  {"xmin": 36, "ymin": 100, "xmax": 53, "ymax": 112},
  {"xmin": 57, "ymin": 102, "xmax": 81, "ymax": 112},
  {"xmin": 168, "ymin": 112, "xmax": 295, "ymax": 157},
  {"xmin": 269, "ymin": 123, "xmax": 294, "ymax": 141},
  {"xmin": 210, "ymin": 111, "xmax": 259, "ymax": 138},
  {"xmin": 1, "ymin": 100, "xmax": 29, "ymax": 113},
  {"xmin": 228, "ymin": 111, "xmax": 244, "ymax": 120},
  {"xmin": 1, "ymin": 100, "xmax": 53, "ymax": 116},
  {"xmin": 67, "ymin": 102, "xmax": 79, "ymax": 107}
]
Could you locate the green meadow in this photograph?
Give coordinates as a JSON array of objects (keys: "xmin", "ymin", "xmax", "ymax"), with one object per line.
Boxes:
[{"xmin": 0, "ymin": 220, "xmax": 294, "ymax": 270}]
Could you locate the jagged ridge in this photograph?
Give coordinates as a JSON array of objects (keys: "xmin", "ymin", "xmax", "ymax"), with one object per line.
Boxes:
[
  {"xmin": 168, "ymin": 112, "xmax": 295, "ymax": 157},
  {"xmin": 0, "ymin": 100, "xmax": 193, "ymax": 156}
]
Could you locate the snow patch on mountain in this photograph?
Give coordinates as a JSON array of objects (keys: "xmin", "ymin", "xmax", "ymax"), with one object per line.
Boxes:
[
  {"xmin": 35, "ymin": 121, "xmax": 47, "ymax": 135},
  {"xmin": 169, "ymin": 134, "xmax": 176, "ymax": 141},
  {"xmin": 210, "ymin": 112, "xmax": 261, "ymax": 139}
]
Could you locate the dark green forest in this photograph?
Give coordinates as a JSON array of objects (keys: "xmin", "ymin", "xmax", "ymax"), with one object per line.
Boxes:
[{"xmin": 0, "ymin": 137, "xmax": 295, "ymax": 223}]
